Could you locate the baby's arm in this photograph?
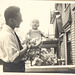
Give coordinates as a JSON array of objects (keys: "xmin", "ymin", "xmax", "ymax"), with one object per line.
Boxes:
[{"xmin": 41, "ymin": 31, "xmax": 48, "ymax": 38}]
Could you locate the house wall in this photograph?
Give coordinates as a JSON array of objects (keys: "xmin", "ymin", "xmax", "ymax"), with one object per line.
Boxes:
[
  {"xmin": 56, "ymin": 4, "xmax": 73, "ymax": 65},
  {"xmin": 61, "ymin": 4, "xmax": 75, "ymax": 65},
  {"xmin": 70, "ymin": 4, "xmax": 75, "ymax": 65},
  {"xmin": 50, "ymin": 3, "xmax": 75, "ymax": 65}
]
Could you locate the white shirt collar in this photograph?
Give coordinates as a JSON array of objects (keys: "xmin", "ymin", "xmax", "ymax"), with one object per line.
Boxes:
[{"xmin": 2, "ymin": 25, "xmax": 15, "ymax": 34}]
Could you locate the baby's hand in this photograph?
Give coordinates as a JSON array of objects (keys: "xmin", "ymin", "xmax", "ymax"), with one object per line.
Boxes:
[
  {"xmin": 23, "ymin": 37, "xmax": 31, "ymax": 44},
  {"xmin": 29, "ymin": 39, "xmax": 36, "ymax": 46}
]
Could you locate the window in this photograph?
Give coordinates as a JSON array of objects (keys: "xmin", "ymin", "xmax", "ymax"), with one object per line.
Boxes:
[{"xmin": 64, "ymin": 3, "xmax": 70, "ymax": 11}]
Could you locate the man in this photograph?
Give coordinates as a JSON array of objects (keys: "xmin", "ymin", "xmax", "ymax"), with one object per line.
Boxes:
[{"xmin": 0, "ymin": 6, "xmax": 28, "ymax": 72}]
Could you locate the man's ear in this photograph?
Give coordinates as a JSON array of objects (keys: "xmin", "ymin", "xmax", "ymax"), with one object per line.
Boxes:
[
  {"xmin": 9, "ymin": 18, "xmax": 16, "ymax": 25},
  {"xmin": 9, "ymin": 18, "xmax": 14, "ymax": 24}
]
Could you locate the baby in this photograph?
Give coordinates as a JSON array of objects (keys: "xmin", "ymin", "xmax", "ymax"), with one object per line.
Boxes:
[
  {"xmin": 26, "ymin": 19, "xmax": 46, "ymax": 47},
  {"xmin": 23, "ymin": 19, "xmax": 46, "ymax": 65}
]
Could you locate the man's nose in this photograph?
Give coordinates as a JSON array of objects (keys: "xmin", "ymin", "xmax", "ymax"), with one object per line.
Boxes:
[
  {"xmin": 21, "ymin": 19, "xmax": 23, "ymax": 22},
  {"xmin": 20, "ymin": 19, "xmax": 23, "ymax": 22}
]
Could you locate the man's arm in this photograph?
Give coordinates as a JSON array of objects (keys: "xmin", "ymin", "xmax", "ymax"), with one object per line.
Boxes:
[
  {"xmin": 3, "ymin": 34, "xmax": 28, "ymax": 63},
  {"xmin": 10, "ymin": 45, "xmax": 29, "ymax": 63}
]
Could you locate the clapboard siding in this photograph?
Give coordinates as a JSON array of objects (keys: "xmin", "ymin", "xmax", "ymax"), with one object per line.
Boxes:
[
  {"xmin": 61, "ymin": 4, "xmax": 75, "ymax": 65},
  {"xmin": 70, "ymin": 5, "xmax": 75, "ymax": 64}
]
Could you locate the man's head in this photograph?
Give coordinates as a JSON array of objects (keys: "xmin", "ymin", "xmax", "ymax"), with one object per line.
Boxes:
[
  {"xmin": 4, "ymin": 6, "xmax": 22, "ymax": 29},
  {"xmin": 30, "ymin": 19, "xmax": 39, "ymax": 30}
]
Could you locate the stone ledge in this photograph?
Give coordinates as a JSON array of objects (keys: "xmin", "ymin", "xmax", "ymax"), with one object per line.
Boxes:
[{"xmin": 25, "ymin": 65, "xmax": 75, "ymax": 73}]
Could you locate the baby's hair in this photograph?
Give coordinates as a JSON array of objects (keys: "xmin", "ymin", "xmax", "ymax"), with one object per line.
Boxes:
[{"xmin": 31, "ymin": 19, "xmax": 39, "ymax": 23}]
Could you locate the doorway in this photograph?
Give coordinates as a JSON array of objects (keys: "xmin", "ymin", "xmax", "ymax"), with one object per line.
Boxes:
[{"xmin": 66, "ymin": 31, "xmax": 72, "ymax": 65}]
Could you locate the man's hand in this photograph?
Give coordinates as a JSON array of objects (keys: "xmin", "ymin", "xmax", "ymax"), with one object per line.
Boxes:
[
  {"xmin": 19, "ymin": 44, "xmax": 28, "ymax": 56},
  {"xmin": 13, "ymin": 45, "xmax": 29, "ymax": 63}
]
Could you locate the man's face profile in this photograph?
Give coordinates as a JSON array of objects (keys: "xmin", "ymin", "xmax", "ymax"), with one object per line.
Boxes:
[{"xmin": 14, "ymin": 12, "xmax": 23, "ymax": 28}]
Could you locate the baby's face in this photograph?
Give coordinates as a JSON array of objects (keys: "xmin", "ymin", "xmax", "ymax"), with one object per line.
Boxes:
[{"xmin": 31, "ymin": 20, "xmax": 39, "ymax": 30}]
